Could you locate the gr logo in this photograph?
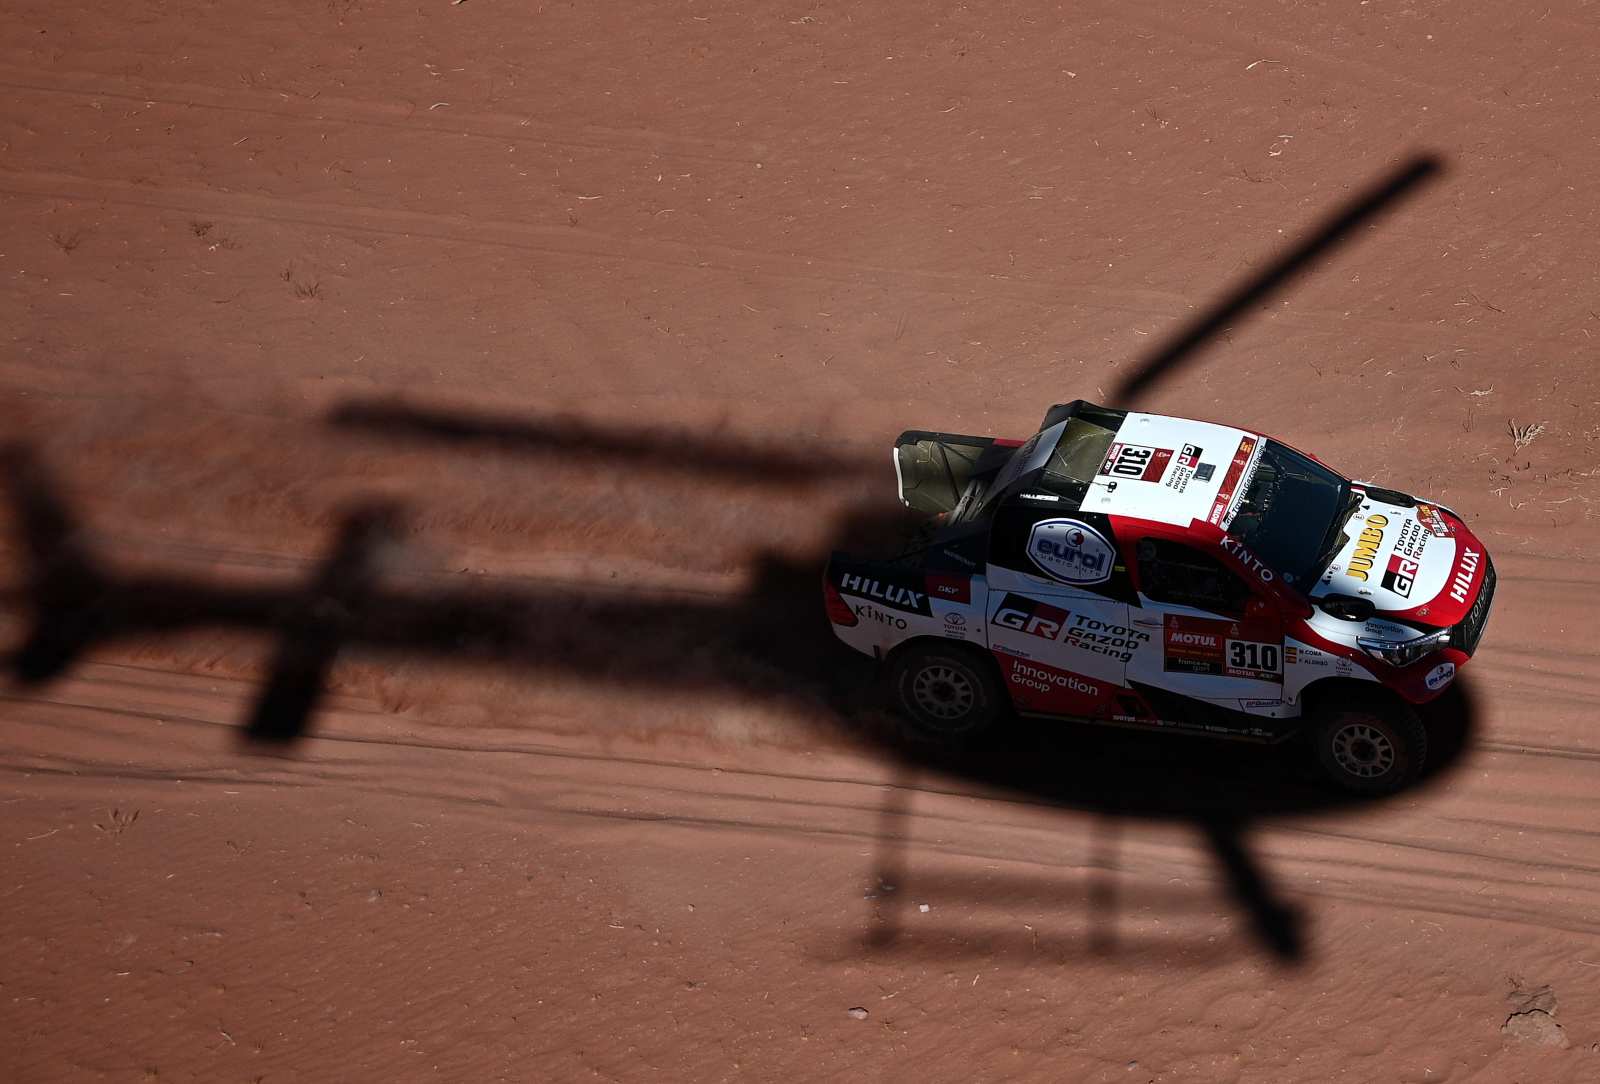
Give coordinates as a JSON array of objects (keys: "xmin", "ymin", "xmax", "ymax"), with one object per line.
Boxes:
[{"xmin": 1026, "ymin": 518, "xmax": 1115, "ymax": 586}]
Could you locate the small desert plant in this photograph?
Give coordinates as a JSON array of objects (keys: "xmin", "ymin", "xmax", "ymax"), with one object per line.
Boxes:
[{"xmin": 1507, "ymin": 419, "xmax": 1546, "ymax": 453}]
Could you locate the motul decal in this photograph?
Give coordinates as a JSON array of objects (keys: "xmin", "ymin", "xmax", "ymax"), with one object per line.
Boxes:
[
  {"xmin": 1101, "ymin": 443, "xmax": 1174, "ymax": 482},
  {"xmin": 1207, "ymin": 436, "xmax": 1258, "ymax": 526},
  {"xmin": 1381, "ymin": 553, "xmax": 1419, "ymax": 598},
  {"xmin": 1163, "ymin": 613, "xmax": 1282, "ymax": 681},
  {"xmin": 924, "ymin": 573, "xmax": 971, "ymax": 605}
]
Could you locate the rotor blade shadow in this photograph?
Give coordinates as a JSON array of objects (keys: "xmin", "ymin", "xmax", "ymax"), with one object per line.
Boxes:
[
  {"xmin": 327, "ymin": 399, "xmax": 874, "ymax": 485},
  {"xmin": 1111, "ymin": 154, "xmax": 1443, "ymax": 406}
]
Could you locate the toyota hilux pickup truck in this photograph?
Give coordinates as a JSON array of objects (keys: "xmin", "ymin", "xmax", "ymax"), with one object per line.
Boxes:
[{"xmin": 823, "ymin": 400, "xmax": 1494, "ymax": 793}]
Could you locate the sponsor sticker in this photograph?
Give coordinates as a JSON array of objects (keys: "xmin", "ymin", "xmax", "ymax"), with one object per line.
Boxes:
[
  {"xmin": 1208, "ymin": 436, "xmax": 1259, "ymax": 526},
  {"xmin": 1163, "ymin": 614, "xmax": 1282, "ymax": 680},
  {"xmin": 1163, "ymin": 444, "xmax": 1206, "ymax": 494},
  {"xmin": 1449, "ymin": 549, "xmax": 1481, "ymax": 605},
  {"xmin": 999, "ymin": 655, "xmax": 1104, "ymax": 712},
  {"xmin": 1381, "ymin": 554, "xmax": 1419, "ymax": 598},
  {"xmin": 1026, "ymin": 518, "xmax": 1116, "ymax": 586},
  {"xmin": 1219, "ymin": 536, "xmax": 1277, "ymax": 583},
  {"xmin": 1345, "ymin": 513, "xmax": 1389, "ymax": 582},
  {"xmin": 1424, "ymin": 660, "xmax": 1456, "ymax": 691},
  {"xmin": 993, "ymin": 592, "xmax": 1151, "ymax": 663},
  {"xmin": 836, "ymin": 570, "xmax": 931, "ymax": 615},
  {"xmin": 1101, "ymin": 443, "xmax": 1174, "ymax": 482},
  {"xmin": 1416, "ymin": 503, "xmax": 1454, "ymax": 538},
  {"xmin": 925, "ymin": 573, "xmax": 971, "ymax": 605},
  {"xmin": 854, "ymin": 603, "xmax": 908, "ymax": 630}
]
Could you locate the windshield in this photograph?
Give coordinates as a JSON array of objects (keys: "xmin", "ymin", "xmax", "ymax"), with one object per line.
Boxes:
[{"xmin": 1225, "ymin": 440, "xmax": 1350, "ymax": 587}]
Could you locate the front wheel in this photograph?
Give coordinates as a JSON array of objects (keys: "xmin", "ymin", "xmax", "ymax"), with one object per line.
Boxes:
[
  {"xmin": 1308, "ymin": 689, "xmax": 1427, "ymax": 795},
  {"xmin": 889, "ymin": 644, "xmax": 1004, "ymax": 744}
]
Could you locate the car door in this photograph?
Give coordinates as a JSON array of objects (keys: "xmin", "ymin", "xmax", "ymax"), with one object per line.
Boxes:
[
  {"xmin": 982, "ymin": 507, "xmax": 1151, "ymax": 718},
  {"xmin": 1125, "ymin": 536, "xmax": 1288, "ymax": 716}
]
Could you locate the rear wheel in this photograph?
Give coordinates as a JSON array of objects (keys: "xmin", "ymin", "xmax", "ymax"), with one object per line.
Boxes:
[
  {"xmin": 889, "ymin": 644, "xmax": 1004, "ymax": 743},
  {"xmin": 1308, "ymin": 688, "xmax": 1427, "ymax": 795}
]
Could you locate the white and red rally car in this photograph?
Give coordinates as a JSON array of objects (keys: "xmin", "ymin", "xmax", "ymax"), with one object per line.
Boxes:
[{"xmin": 823, "ymin": 400, "xmax": 1494, "ymax": 793}]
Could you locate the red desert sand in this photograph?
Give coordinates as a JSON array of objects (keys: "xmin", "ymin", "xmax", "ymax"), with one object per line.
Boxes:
[{"xmin": 3, "ymin": 1, "xmax": 1599, "ymax": 1080}]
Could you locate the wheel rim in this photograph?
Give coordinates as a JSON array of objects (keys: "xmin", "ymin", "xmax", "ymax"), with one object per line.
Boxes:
[
  {"xmin": 1330, "ymin": 720, "xmax": 1396, "ymax": 778},
  {"xmin": 910, "ymin": 663, "xmax": 977, "ymax": 723}
]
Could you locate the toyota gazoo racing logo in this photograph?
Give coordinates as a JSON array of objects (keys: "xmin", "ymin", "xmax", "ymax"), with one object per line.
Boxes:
[{"xmin": 1026, "ymin": 518, "xmax": 1115, "ymax": 585}]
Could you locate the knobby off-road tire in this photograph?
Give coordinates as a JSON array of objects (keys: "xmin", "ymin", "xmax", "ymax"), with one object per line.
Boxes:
[
  {"xmin": 1308, "ymin": 687, "xmax": 1428, "ymax": 795},
  {"xmin": 889, "ymin": 643, "xmax": 1005, "ymax": 744}
]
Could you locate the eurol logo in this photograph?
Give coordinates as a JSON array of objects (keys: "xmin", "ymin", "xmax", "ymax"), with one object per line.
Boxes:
[{"xmin": 1027, "ymin": 518, "xmax": 1115, "ymax": 586}]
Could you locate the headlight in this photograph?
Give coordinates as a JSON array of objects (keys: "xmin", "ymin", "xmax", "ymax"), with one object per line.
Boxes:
[{"xmin": 1357, "ymin": 628, "xmax": 1451, "ymax": 667}]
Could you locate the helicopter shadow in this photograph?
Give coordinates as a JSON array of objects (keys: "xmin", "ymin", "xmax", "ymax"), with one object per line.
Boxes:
[{"xmin": 1, "ymin": 153, "xmax": 1459, "ymax": 964}]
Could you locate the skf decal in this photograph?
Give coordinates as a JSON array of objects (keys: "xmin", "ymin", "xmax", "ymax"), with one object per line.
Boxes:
[
  {"xmin": 924, "ymin": 573, "xmax": 971, "ymax": 605},
  {"xmin": 1381, "ymin": 554, "xmax": 1419, "ymax": 598},
  {"xmin": 1208, "ymin": 436, "xmax": 1259, "ymax": 526},
  {"xmin": 1345, "ymin": 513, "xmax": 1389, "ymax": 582},
  {"xmin": 1101, "ymin": 443, "xmax": 1174, "ymax": 482},
  {"xmin": 1026, "ymin": 518, "xmax": 1116, "ymax": 586},
  {"xmin": 1219, "ymin": 536, "xmax": 1276, "ymax": 583},
  {"xmin": 1449, "ymin": 548, "xmax": 1481, "ymax": 604},
  {"xmin": 836, "ymin": 571, "xmax": 930, "ymax": 615}
]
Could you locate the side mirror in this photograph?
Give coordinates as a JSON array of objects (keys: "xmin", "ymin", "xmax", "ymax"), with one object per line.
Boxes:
[{"xmin": 1319, "ymin": 593, "xmax": 1375, "ymax": 621}]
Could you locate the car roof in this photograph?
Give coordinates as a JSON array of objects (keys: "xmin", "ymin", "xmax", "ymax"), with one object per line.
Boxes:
[{"xmin": 1074, "ymin": 411, "xmax": 1261, "ymax": 530}]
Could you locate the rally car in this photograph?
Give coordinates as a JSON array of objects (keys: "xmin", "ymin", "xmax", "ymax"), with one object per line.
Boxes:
[{"xmin": 823, "ymin": 400, "xmax": 1494, "ymax": 793}]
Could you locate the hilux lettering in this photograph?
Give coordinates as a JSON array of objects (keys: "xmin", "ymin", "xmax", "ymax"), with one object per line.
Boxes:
[
  {"xmin": 1449, "ymin": 548, "xmax": 1481, "ymax": 604},
  {"xmin": 838, "ymin": 572, "xmax": 926, "ymax": 613}
]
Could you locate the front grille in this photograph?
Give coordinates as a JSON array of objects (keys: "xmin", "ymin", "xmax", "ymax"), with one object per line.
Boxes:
[{"xmin": 1451, "ymin": 555, "xmax": 1496, "ymax": 655}]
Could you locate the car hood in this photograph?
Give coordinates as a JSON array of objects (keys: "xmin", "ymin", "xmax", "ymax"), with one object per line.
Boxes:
[{"xmin": 1310, "ymin": 489, "xmax": 1489, "ymax": 627}]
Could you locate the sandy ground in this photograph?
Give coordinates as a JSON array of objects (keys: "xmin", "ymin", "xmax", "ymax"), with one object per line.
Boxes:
[{"xmin": 4, "ymin": 0, "xmax": 1600, "ymax": 1079}]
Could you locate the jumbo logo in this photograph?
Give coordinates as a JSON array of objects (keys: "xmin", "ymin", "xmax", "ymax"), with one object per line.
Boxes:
[
  {"xmin": 1027, "ymin": 518, "xmax": 1115, "ymax": 585},
  {"xmin": 1346, "ymin": 513, "xmax": 1389, "ymax": 582}
]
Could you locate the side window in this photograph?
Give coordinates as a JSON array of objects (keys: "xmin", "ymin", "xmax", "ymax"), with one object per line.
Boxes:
[{"xmin": 1135, "ymin": 538, "xmax": 1251, "ymax": 617}]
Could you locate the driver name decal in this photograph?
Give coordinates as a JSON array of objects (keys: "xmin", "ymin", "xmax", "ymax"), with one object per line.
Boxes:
[{"xmin": 1026, "ymin": 518, "xmax": 1116, "ymax": 585}]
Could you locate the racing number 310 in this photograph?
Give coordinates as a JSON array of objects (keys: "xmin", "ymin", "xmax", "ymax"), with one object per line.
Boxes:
[{"xmin": 1227, "ymin": 640, "xmax": 1281, "ymax": 673}]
